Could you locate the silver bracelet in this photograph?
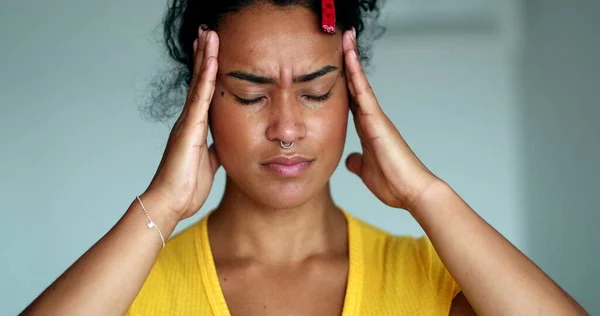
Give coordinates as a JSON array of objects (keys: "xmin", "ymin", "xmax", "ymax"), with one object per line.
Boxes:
[{"xmin": 136, "ymin": 195, "xmax": 166, "ymax": 249}]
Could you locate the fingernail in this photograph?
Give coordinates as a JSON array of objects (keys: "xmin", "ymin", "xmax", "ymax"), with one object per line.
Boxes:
[
  {"xmin": 193, "ymin": 39, "xmax": 198, "ymax": 52},
  {"xmin": 352, "ymin": 27, "xmax": 356, "ymax": 39},
  {"xmin": 351, "ymin": 50, "xmax": 358, "ymax": 60},
  {"xmin": 205, "ymin": 32, "xmax": 211, "ymax": 44}
]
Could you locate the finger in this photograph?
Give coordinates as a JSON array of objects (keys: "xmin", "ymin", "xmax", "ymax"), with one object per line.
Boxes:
[
  {"xmin": 345, "ymin": 152, "xmax": 363, "ymax": 176},
  {"xmin": 194, "ymin": 28, "xmax": 209, "ymax": 75},
  {"xmin": 187, "ymin": 56, "xmax": 218, "ymax": 130},
  {"xmin": 187, "ymin": 27, "xmax": 209, "ymax": 103},
  {"xmin": 342, "ymin": 30, "xmax": 358, "ymax": 115},
  {"xmin": 208, "ymin": 143, "xmax": 221, "ymax": 174},
  {"xmin": 343, "ymin": 30, "xmax": 356, "ymax": 95},
  {"xmin": 342, "ymin": 29, "xmax": 356, "ymax": 97},
  {"xmin": 188, "ymin": 31, "xmax": 219, "ymax": 114},
  {"xmin": 343, "ymin": 30, "xmax": 381, "ymax": 117},
  {"xmin": 352, "ymin": 109, "xmax": 368, "ymax": 140},
  {"xmin": 203, "ymin": 31, "xmax": 219, "ymax": 63},
  {"xmin": 344, "ymin": 30, "xmax": 397, "ymax": 147},
  {"xmin": 172, "ymin": 32, "xmax": 218, "ymax": 157},
  {"xmin": 173, "ymin": 27, "xmax": 209, "ymax": 133}
]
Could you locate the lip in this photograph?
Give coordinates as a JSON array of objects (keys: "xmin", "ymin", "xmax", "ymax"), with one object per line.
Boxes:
[{"xmin": 261, "ymin": 156, "xmax": 315, "ymax": 177}]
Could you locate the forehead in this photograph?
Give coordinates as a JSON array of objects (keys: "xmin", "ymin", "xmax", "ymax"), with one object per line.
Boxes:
[{"xmin": 217, "ymin": 4, "xmax": 342, "ymax": 82}]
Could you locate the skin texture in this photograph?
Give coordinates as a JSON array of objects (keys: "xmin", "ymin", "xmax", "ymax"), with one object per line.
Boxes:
[
  {"xmin": 211, "ymin": 4, "xmax": 348, "ymax": 210},
  {"xmin": 22, "ymin": 3, "xmax": 588, "ymax": 316},
  {"xmin": 207, "ymin": 6, "xmax": 351, "ymax": 314},
  {"xmin": 197, "ymin": 5, "xmax": 477, "ymax": 315}
]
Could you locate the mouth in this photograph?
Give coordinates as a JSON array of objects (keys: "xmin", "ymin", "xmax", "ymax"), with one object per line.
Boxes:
[{"xmin": 261, "ymin": 156, "xmax": 315, "ymax": 177}]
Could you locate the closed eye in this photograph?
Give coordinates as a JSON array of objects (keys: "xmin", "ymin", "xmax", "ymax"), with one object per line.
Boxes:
[
  {"xmin": 235, "ymin": 96, "xmax": 266, "ymax": 105},
  {"xmin": 303, "ymin": 92, "xmax": 332, "ymax": 102},
  {"xmin": 234, "ymin": 91, "xmax": 332, "ymax": 105}
]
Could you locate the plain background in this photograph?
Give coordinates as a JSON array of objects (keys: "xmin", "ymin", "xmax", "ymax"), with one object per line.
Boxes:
[{"xmin": 1, "ymin": 0, "xmax": 598, "ymax": 314}]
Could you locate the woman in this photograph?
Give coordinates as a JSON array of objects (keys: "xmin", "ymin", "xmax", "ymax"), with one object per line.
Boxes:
[{"xmin": 23, "ymin": 0, "xmax": 587, "ymax": 315}]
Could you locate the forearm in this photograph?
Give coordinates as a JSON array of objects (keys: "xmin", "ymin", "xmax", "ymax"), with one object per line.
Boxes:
[
  {"xmin": 22, "ymin": 192, "xmax": 179, "ymax": 316},
  {"xmin": 411, "ymin": 180, "xmax": 587, "ymax": 316}
]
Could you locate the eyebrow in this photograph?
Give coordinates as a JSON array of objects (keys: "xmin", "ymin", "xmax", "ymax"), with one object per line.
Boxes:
[{"xmin": 226, "ymin": 65, "xmax": 338, "ymax": 84}]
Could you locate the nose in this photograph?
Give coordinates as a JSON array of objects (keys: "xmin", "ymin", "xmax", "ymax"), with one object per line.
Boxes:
[{"xmin": 264, "ymin": 98, "xmax": 307, "ymax": 145}]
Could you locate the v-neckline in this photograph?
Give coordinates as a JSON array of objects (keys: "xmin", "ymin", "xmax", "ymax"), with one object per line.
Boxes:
[{"xmin": 195, "ymin": 209, "xmax": 364, "ymax": 316}]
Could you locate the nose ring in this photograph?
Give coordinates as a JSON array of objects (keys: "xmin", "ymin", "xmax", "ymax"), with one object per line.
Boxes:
[{"xmin": 280, "ymin": 141, "xmax": 294, "ymax": 149}]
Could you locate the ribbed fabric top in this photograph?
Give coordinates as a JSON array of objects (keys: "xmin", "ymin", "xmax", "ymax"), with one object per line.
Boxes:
[{"xmin": 127, "ymin": 210, "xmax": 460, "ymax": 315}]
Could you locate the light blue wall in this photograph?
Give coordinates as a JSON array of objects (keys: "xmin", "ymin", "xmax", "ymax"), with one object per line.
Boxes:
[
  {"xmin": 0, "ymin": 0, "xmax": 597, "ymax": 314},
  {"xmin": 0, "ymin": 1, "xmax": 172, "ymax": 313},
  {"xmin": 520, "ymin": 0, "xmax": 600, "ymax": 312}
]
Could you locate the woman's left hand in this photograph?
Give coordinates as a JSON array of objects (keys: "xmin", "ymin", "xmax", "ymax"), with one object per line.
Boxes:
[{"xmin": 343, "ymin": 28, "xmax": 440, "ymax": 212}]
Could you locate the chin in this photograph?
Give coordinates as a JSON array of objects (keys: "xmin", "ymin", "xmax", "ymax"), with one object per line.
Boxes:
[
  {"xmin": 234, "ymin": 181, "xmax": 324, "ymax": 209},
  {"xmin": 259, "ymin": 198, "xmax": 307, "ymax": 210},
  {"xmin": 251, "ymin": 181, "xmax": 323, "ymax": 210},
  {"xmin": 223, "ymin": 163, "xmax": 332, "ymax": 210}
]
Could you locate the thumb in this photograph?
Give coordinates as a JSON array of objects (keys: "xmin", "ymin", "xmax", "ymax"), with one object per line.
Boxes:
[
  {"xmin": 345, "ymin": 152, "xmax": 363, "ymax": 177},
  {"xmin": 208, "ymin": 143, "xmax": 221, "ymax": 174}
]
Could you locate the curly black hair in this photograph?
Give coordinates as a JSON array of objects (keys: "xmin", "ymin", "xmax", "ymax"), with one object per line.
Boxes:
[{"xmin": 143, "ymin": 0, "xmax": 384, "ymax": 122}]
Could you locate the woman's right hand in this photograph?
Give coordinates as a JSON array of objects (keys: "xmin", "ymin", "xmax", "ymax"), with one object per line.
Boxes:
[
  {"xmin": 21, "ymin": 27, "xmax": 221, "ymax": 316},
  {"xmin": 144, "ymin": 27, "xmax": 220, "ymax": 223}
]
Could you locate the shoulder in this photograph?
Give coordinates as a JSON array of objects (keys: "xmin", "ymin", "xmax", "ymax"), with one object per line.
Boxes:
[
  {"xmin": 347, "ymin": 213, "xmax": 461, "ymax": 313},
  {"xmin": 158, "ymin": 219, "xmax": 202, "ymax": 264},
  {"xmin": 350, "ymin": 213, "xmax": 457, "ymax": 287},
  {"xmin": 127, "ymin": 219, "xmax": 205, "ymax": 315},
  {"xmin": 145, "ymin": 218, "xmax": 205, "ymax": 285},
  {"xmin": 346, "ymin": 212, "xmax": 423, "ymax": 261}
]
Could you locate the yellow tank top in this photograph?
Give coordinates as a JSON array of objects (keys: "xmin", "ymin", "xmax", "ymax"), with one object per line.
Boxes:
[{"xmin": 127, "ymin": 210, "xmax": 460, "ymax": 315}]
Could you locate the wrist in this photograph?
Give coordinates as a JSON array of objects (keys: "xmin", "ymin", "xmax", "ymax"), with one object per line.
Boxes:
[
  {"xmin": 137, "ymin": 191, "xmax": 181, "ymax": 238},
  {"xmin": 406, "ymin": 179, "xmax": 454, "ymax": 219}
]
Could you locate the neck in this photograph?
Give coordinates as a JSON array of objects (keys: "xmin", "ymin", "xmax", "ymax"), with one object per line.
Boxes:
[{"xmin": 208, "ymin": 176, "xmax": 347, "ymax": 264}]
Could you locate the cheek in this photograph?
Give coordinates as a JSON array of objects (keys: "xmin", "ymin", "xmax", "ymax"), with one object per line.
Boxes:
[
  {"xmin": 209, "ymin": 97, "xmax": 260, "ymax": 158},
  {"xmin": 324, "ymin": 86, "xmax": 350, "ymax": 138},
  {"xmin": 210, "ymin": 87, "xmax": 350, "ymax": 162},
  {"xmin": 310, "ymin": 97, "xmax": 350, "ymax": 152}
]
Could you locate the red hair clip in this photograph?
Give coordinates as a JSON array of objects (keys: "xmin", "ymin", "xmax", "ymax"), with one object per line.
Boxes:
[{"xmin": 321, "ymin": 0, "xmax": 336, "ymax": 34}]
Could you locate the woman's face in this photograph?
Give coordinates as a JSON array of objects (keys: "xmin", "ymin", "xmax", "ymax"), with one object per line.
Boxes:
[{"xmin": 210, "ymin": 4, "xmax": 349, "ymax": 208}]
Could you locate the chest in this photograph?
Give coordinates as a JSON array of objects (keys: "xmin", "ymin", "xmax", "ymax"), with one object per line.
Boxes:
[{"xmin": 218, "ymin": 259, "xmax": 349, "ymax": 316}]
